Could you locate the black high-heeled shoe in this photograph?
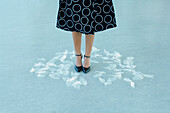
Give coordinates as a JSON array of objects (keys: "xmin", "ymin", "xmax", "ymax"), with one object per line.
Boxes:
[
  {"xmin": 74, "ymin": 53, "xmax": 83, "ymax": 72},
  {"xmin": 82, "ymin": 54, "xmax": 91, "ymax": 74}
]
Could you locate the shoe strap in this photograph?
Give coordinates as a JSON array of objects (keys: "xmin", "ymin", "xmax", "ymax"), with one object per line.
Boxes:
[
  {"xmin": 84, "ymin": 54, "xmax": 90, "ymax": 58},
  {"xmin": 75, "ymin": 53, "xmax": 82, "ymax": 56}
]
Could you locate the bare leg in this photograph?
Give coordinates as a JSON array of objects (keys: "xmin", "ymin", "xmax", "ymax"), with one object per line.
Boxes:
[
  {"xmin": 72, "ymin": 31, "xmax": 82, "ymax": 66},
  {"xmin": 84, "ymin": 34, "xmax": 95, "ymax": 68}
]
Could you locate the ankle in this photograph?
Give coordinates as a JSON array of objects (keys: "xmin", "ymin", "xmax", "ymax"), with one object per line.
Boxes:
[
  {"xmin": 75, "ymin": 52, "xmax": 82, "ymax": 55},
  {"xmin": 83, "ymin": 58, "xmax": 90, "ymax": 66}
]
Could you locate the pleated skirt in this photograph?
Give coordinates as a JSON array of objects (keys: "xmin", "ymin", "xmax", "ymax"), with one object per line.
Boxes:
[{"xmin": 56, "ymin": 0, "xmax": 117, "ymax": 35}]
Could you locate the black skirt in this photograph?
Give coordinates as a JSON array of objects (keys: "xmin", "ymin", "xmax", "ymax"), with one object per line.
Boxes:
[{"xmin": 56, "ymin": 0, "xmax": 117, "ymax": 35}]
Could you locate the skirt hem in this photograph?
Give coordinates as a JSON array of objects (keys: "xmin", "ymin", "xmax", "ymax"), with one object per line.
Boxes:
[{"xmin": 56, "ymin": 24, "xmax": 117, "ymax": 35}]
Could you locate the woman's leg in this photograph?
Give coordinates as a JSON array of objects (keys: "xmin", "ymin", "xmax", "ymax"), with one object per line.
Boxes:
[
  {"xmin": 84, "ymin": 34, "xmax": 95, "ymax": 68},
  {"xmin": 72, "ymin": 31, "xmax": 82, "ymax": 66}
]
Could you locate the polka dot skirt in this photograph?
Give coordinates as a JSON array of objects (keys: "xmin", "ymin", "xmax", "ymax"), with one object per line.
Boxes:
[{"xmin": 56, "ymin": 0, "xmax": 117, "ymax": 35}]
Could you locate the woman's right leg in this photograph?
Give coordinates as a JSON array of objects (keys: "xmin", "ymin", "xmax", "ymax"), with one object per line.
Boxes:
[
  {"xmin": 72, "ymin": 31, "xmax": 82, "ymax": 66},
  {"xmin": 84, "ymin": 34, "xmax": 95, "ymax": 68}
]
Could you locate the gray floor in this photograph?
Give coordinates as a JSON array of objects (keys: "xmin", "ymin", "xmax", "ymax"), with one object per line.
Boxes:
[{"xmin": 0, "ymin": 0, "xmax": 170, "ymax": 113}]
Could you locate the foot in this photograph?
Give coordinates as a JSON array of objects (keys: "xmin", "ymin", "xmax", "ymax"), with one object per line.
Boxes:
[
  {"xmin": 83, "ymin": 56, "xmax": 90, "ymax": 68},
  {"xmin": 74, "ymin": 53, "xmax": 83, "ymax": 72},
  {"xmin": 82, "ymin": 54, "xmax": 91, "ymax": 74},
  {"xmin": 75, "ymin": 53, "xmax": 82, "ymax": 67}
]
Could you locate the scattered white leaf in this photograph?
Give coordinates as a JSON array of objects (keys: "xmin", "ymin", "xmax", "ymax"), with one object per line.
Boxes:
[
  {"xmin": 30, "ymin": 68, "xmax": 35, "ymax": 73},
  {"xmin": 34, "ymin": 62, "xmax": 45, "ymax": 67},
  {"xmin": 37, "ymin": 58, "xmax": 46, "ymax": 61}
]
